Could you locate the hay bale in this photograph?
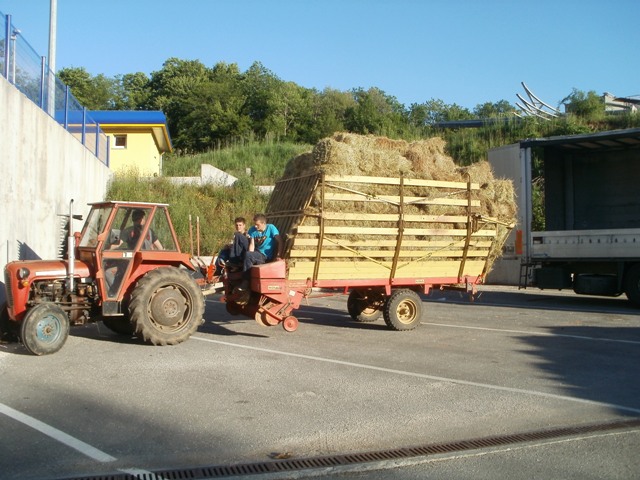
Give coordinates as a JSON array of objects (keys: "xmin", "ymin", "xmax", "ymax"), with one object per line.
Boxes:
[
  {"xmin": 272, "ymin": 132, "xmax": 517, "ymax": 276},
  {"xmin": 310, "ymin": 135, "xmax": 412, "ymax": 177}
]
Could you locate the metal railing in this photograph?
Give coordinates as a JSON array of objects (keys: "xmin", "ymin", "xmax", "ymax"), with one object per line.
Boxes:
[{"xmin": 1, "ymin": 11, "xmax": 109, "ymax": 165}]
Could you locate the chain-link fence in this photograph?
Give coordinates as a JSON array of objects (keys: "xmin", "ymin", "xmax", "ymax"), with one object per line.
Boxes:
[{"xmin": 1, "ymin": 11, "xmax": 109, "ymax": 165}]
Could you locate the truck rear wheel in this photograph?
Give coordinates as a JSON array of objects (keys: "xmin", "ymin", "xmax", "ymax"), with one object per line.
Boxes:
[
  {"xmin": 347, "ymin": 290, "xmax": 383, "ymax": 322},
  {"xmin": 383, "ymin": 289, "xmax": 422, "ymax": 331},
  {"xmin": 624, "ymin": 264, "xmax": 640, "ymax": 306},
  {"xmin": 129, "ymin": 268, "xmax": 204, "ymax": 346},
  {"xmin": 20, "ymin": 303, "xmax": 70, "ymax": 355}
]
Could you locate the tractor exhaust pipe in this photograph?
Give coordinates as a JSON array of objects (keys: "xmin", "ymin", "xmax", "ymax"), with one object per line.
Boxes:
[{"xmin": 66, "ymin": 198, "xmax": 75, "ymax": 293}]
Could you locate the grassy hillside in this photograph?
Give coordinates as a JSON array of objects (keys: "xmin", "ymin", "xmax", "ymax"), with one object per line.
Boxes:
[
  {"xmin": 162, "ymin": 140, "xmax": 312, "ymax": 183},
  {"xmin": 107, "ymin": 140, "xmax": 312, "ymax": 255},
  {"xmin": 107, "ymin": 115, "xmax": 640, "ymax": 255},
  {"xmin": 106, "ymin": 173, "xmax": 271, "ymax": 256}
]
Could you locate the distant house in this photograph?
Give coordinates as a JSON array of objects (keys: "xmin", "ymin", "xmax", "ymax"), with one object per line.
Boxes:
[
  {"xmin": 603, "ymin": 93, "xmax": 640, "ymax": 114},
  {"xmin": 90, "ymin": 110, "xmax": 172, "ymax": 176}
]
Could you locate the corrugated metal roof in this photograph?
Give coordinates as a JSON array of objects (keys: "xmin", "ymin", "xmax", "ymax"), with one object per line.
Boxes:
[
  {"xmin": 520, "ymin": 127, "xmax": 640, "ymax": 150},
  {"xmin": 89, "ymin": 110, "xmax": 168, "ymax": 125},
  {"xmin": 89, "ymin": 110, "xmax": 172, "ymax": 152}
]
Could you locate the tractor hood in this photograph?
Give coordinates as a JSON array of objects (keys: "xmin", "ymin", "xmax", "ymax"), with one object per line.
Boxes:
[{"xmin": 5, "ymin": 259, "xmax": 92, "ymax": 281}]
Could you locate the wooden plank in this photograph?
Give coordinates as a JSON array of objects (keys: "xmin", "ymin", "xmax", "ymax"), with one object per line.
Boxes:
[
  {"xmin": 290, "ymin": 249, "xmax": 490, "ymax": 258},
  {"xmin": 287, "ymin": 260, "xmax": 487, "ymax": 281},
  {"xmin": 267, "ymin": 173, "xmax": 318, "ymax": 235},
  {"xmin": 320, "ymin": 212, "xmax": 471, "ymax": 223},
  {"xmin": 324, "ymin": 175, "xmax": 479, "ymax": 190},
  {"xmin": 296, "ymin": 225, "xmax": 497, "ymax": 237},
  {"xmin": 323, "ymin": 192, "xmax": 480, "ymax": 207},
  {"xmin": 292, "ymin": 238, "xmax": 494, "ymax": 248}
]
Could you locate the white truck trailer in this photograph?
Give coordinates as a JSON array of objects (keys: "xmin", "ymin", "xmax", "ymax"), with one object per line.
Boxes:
[{"xmin": 487, "ymin": 127, "xmax": 640, "ymax": 305}]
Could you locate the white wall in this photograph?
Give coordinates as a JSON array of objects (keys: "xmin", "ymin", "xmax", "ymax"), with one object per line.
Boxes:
[
  {"xmin": 0, "ymin": 76, "xmax": 111, "ymax": 294},
  {"xmin": 486, "ymin": 143, "xmax": 527, "ymax": 286}
]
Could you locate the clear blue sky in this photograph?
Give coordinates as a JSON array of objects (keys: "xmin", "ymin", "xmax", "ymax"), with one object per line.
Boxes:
[{"xmin": 1, "ymin": 0, "xmax": 638, "ymax": 110}]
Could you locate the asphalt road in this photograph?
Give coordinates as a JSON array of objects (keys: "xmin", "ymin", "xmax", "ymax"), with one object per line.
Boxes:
[{"xmin": 0, "ymin": 285, "xmax": 639, "ymax": 480}]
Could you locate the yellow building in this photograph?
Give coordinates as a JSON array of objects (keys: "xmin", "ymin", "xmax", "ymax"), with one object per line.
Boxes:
[{"xmin": 91, "ymin": 111, "xmax": 172, "ymax": 176}]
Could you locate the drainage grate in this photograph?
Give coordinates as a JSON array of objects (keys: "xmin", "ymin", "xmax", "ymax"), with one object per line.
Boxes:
[{"xmin": 59, "ymin": 418, "xmax": 640, "ymax": 480}]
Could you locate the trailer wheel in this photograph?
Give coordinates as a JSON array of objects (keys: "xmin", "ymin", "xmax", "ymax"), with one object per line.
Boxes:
[
  {"xmin": 226, "ymin": 302, "xmax": 242, "ymax": 316},
  {"xmin": 129, "ymin": 268, "xmax": 204, "ymax": 346},
  {"xmin": 20, "ymin": 303, "xmax": 70, "ymax": 355},
  {"xmin": 383, "ymin": 289, "xmax": 422, "ymax": 331},
  {"xmin": 283, "ymin": 315, "xmax": 299, "ymax": 332},
  {"xmin": 254, "ymin": 309, "xmax": 279, "ymax": 327},
  {"xmin": 624, "ymin": 264, "xmax": 640, "ymax": 306},
  {"xmin": 102, "ymin": 317, "xmax": 135, "ymax": 336},
  {"xmin": 347, "ymin": 290, "xmax": 383, "ymax": 322}
]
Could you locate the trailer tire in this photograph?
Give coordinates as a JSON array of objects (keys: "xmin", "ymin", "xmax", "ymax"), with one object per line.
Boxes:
[
  {"xmin": 129, "ymin": 268, "xmax": 204, "ymax": 346},
  {"xmin": 383, "ymin": 289, "xmax": 422, "ymax": 331},
  {"xmin": 226, "ymin": 302, "xmax": 242, "ymax": 316},
  {"xmin": 20, "ymin": 303, "xmax": 70, "ymax": 355},
  {"xmin": 347, "ymin": 290, "xmax": 382, "ymax": 322},
  {"xmin": 624, "ymin": 263, "xmax": 640, "ymax": 306}
]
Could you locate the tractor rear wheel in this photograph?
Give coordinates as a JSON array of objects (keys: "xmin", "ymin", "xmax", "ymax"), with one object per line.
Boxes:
[
  {"xmin": 347, "ymin": 289, "xmax": 383, "ymax": 322},
  {"xmin": 129, "ymin": 268, "xmax": 204, "ymax": 346},
  {"xmin": 20, "ymin": 303, "xmax": 70, "ymax": 355},
  {"xmin": 383, "ymin": 289, "xmax": 422, "ymax": 331}
]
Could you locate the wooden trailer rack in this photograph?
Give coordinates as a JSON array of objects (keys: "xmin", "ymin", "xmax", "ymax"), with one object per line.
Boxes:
[{"xmin": 222, "ymin": 172, "xmax": 511, "ymax": 332}]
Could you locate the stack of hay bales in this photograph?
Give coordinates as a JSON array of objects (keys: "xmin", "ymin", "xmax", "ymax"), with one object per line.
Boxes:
[{"xmin": 270, "ymin": 132, "xmax": 516, "ymax": 278}]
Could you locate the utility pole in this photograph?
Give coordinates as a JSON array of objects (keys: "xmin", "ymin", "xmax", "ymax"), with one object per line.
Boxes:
[{"xmin": 47, "ymin": 0, "xmax": 57, "ymax": 115}]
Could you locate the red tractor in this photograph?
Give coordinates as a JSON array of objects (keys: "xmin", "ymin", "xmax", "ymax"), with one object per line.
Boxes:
[{"xmin": 1, "ymin": 201, "xmax": 207, "ymax": 355}]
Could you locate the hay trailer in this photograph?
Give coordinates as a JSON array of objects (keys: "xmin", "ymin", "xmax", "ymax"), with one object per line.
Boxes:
[{"xmin": 222, "ymin": 172, "xmax": 512, "ymax": 332}]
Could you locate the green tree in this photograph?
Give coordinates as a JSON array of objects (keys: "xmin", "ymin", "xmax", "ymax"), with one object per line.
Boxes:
[
  {"xmin": 58, "ymin": 66, "xmax": 115, "ymax": 109},
  {"xmin": 146, "ymin": 58, "xmax": 213, "ymax": 151},
  {"xmin": 241, "ymin": 61, "xmax": 283, "ymax": 138},
  {"xmin": 409, "ymin": 98, "xmax": 448, "ymax": 125},
  {"xmin": 113, "ymin": 72, "xmax": 151, "ymax": 110},
  {"xmin": 345, "ymin": 87, "xmax": 407, "ymax": 136},
  {"xmin": 560, "ymin": 88, "xmax": 604, "ymax": 118},
  {"xmin": 176, "ymin": 74, "xmax": 251, "ymax": 150},
  {"xmin": 299, "ymin": 87, "xmax": 355, "ymax": 142},
  {"xmin": 473, "ymin": 100, "xmax": 515, "ymax": 118},
  {"xmin": 407, "ymin": 98, "xmax": 474, "ymax": 126},
  {"xmin": 265, "ymin": 81, "xmax": 310, "ymax": 140},
  {"xmin": 443, "ymin": 103, "xmax": 474, "ymax": 122}
]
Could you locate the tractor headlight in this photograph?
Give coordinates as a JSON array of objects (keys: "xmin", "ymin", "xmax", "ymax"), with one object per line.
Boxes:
[{"xmin": 17, "ymin": 267, "xmax": 30, "ymax": 280}]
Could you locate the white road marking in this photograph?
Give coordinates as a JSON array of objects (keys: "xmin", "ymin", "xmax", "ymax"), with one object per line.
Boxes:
[
  {"xmin": 193, "ymin": 336, "xmax": 640, "ymax": 415},
  {"xmin": 0, "ymin": 402, "xmax": 116, "ymax": 462},
  {"xmin": 287, "ymin": 308, "xmax": 640, "ymax": 345}
]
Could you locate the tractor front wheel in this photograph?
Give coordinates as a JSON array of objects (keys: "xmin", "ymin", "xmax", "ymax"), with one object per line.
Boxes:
[
  {"xmin": 129, "ymin": 268, "xmax": 204, "ymax": 346},
  {"xmin": 383, "ymin": 289, "xmax": 423, "ymax": 331},
  {"xmin": 20, "ymin": 303, "xmax": 70, "ymax": 355}
]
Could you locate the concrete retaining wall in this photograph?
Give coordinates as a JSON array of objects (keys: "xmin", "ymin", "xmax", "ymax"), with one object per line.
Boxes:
[
  {"xmin": 168, "ymin": 163, "xmax": 274, "ymax": 194},
  {"xmin": 0, "ymin": 76, "xmax": 111, "ymax": 295}
]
